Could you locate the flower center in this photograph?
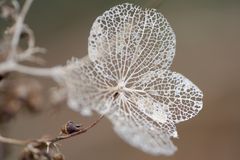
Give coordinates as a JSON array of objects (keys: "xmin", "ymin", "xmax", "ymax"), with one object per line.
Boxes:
[
  {"xmin": 117, "ymin": 80, "xmax": 125, "ymax": 92},
  {"xmin": 111, "ymin": 80, "xmax": 126, "ymax": 100}
]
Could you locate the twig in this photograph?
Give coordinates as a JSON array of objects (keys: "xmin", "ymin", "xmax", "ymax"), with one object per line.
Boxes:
[
  {"xmin": 0, "ymin": 134, "xmax": 28, "ymax": 145},
  {"xmin": 8, "ymin": 0, "xmax": 34, "ymax": 60},
  {"xmin": 50, "ymin": 115, "xmax": 104, "ymax": 144},
  {"xmin": 0, "ymin": 61, "xmax": 62, "ymax": 78},
  {"xmin": 0, "ymin": 115, "xmax": 104, "ymax": 147},
  {"xmin": 0, "ymin": 0, "xmax": 63, "ymax": 82},
  {"xmin": 22, "ymin": 24, "xmax": 35, "ymax": 48},
  {"xmin": 16, "ymin": 47, "xmax": 47, "ymax": 63}
]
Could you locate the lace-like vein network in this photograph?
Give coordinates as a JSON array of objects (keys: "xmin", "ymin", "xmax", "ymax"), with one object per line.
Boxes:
[{"xmin": 62, "ymin": 3, "xmax": 203, "ymax": 156}]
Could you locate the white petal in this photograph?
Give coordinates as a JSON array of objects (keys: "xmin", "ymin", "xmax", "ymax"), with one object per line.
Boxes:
[
  {"xmin": 88, "ymin": 3, "xmax": 176, "ymax": 81},
  {"xmin": 109, "ymin": 98, "xmax": 177, "ymax": 155},
  {"xmin": 113, "ymin": 123, "xmax": 177, "ymax": 156},
  {"xmin": 133, "ymin": 69, "xmax": 203, "ymax": 123},
  {"xmin": 63, "ymin": 57, "xmax": 117, "ymax": 115}
]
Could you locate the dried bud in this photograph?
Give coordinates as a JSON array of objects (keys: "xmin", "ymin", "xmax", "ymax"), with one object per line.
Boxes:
[
  {"xmin": 6, "ymin": 78, "xmax": 43, "ymax": 111},
  {"xmin": 61, "ymin": 121, "xmax": 82, "ymax": 134},
  {"xmin": 0, "ymin": 98, "xmax": 21, "ymax": 121},
  {"xmin": 0, "ymin": 5, "xmax": 14, "ymax": 19},
  {"xmin": 0, "ymin": 78, "xmax": 44, "ymax": 123},
  {"xmin": 20, "ymin": 145, "xmax": 51, "ymax": 160},
  {"xmin": 0, "ymin": 1, "xmax": 17, "ymax": 20},
  {"xmin": 53, "ymin": 153, "xmax": 65, "ymax": 160}
]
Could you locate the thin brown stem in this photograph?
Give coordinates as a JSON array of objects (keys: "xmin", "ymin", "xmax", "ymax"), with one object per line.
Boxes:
[
  {"xmin": 50, "ymin": 115, "xmax": 104, "ymax": 144},
  {"xmin": 0, "ymin": 115, "xmax": 104, "ymax": 147}
]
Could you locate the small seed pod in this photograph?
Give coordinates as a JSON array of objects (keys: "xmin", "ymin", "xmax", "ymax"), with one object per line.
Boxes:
[{"xmin": 61, "ymin": 121, "xmax": 82, "ymax": 134}]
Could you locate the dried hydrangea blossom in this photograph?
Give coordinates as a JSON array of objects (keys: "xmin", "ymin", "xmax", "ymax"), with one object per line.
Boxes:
[{"xmin": 62, "ymin": 3, "xmax": 203, "ymax": 156}]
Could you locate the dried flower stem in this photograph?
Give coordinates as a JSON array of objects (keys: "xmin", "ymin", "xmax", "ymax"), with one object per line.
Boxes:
[
  {"xmin": 50, "ymin": 115, "xmax": 104, "ymax": 144},
  {"xmin": 0, "ymin": 61, "xmax": 62, "ymax": 78},
  {"xmin": 8, "ymin": 0, "xmax": 34, "ymax": 60},
  {"xmin": 0, "ymin": 134, "xmax": 28, "ymax": 145},
  {"xmin": 0, "ymin": 115, "xmax": 104, "ymax": 147},
  {"xmin": 0, "ymin": 0, "xmax": 63, "ymax": 80}
]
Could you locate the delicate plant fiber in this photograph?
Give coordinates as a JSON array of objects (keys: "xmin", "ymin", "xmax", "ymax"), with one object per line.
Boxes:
[{"xmin": 63, "ymin": 3, "xmax": 203, "ymax": 156}]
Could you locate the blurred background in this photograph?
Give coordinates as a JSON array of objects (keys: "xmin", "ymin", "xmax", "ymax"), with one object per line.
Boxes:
[{"xmin": 0, "ymin": 0, "xmax": 240, "ymax": 159}]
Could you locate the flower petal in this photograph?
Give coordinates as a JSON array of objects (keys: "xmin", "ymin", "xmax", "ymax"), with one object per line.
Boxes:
[
  {"xmin": 132, "ymin": 69, "xmax": 203, "ymax": 123},
  {"xmin": 109, "ymin": 98, "xmax": 177, "ymax": 155},
  {"xmin": 113, "ymin": 122, "xmax": 177, "ymax": 156},
  {"xmin": 89, "ymin": 3, "xmax": 176, "ymax": 81},
  {"xmin": 63, "ymin": 57, "xmax": 117, "ymax": 115}
]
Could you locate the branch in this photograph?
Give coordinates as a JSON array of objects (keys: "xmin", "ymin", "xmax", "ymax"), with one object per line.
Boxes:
[
  {"xmin": 8, "ymin": 0, "xmax": 34, "ymax": 60},
  {"xmin": 0, "ymin": 115, "xmax": 104, "ymax": 147},
  {"xmin": 0, "ymin": 0, "xmax": 63, "ymax": 81},
  {"xmin": 0, "ymin": 134, "xmax": 28, "ymax": 145},
  {"xmin": 50, "ymin": 115, "xmax": 104, "ymax": 144},
  {"xmin": 0, "ymin": 61, "xmax": 63, "ymax": 78},
  {"xmin": 16, "ymin": 47, "xmax": 46, "ymax": 63}
]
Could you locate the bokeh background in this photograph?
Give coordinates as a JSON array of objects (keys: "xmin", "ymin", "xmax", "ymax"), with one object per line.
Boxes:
[{"xmin": 1, "ymin": 0, "xmax": 240, "ymax": 159}]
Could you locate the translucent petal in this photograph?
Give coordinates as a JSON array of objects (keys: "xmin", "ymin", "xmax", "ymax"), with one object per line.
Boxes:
[
  {"xmin": 109, "ymin": 98, "xmax": 177, "ymax": 155},
  {"xmin": 132, "ymin": 69, "xmax": 203, "ymax": 123},
  {"xmin": 63, "ymin": 57, "xmax": 117, "ymax": 115},
  {"xmin": 113, "ymin": 123, "xmax": 177, "ymax": 156},
  {"xmin": 89, "ymin": 3, "xmax": 176, "ymax": 81}
]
